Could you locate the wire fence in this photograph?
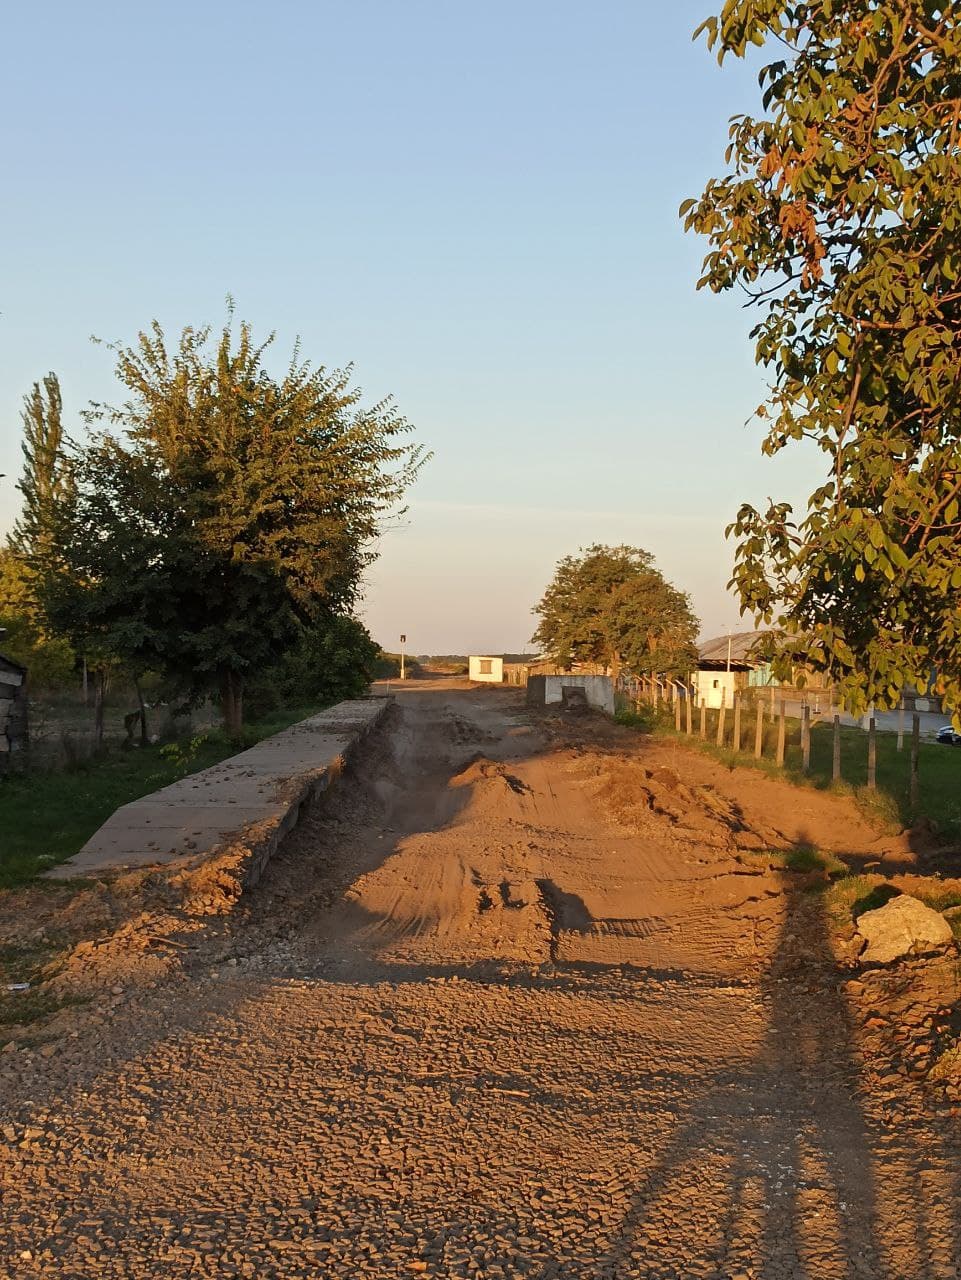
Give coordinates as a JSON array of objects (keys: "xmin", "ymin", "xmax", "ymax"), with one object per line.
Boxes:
[{"xmin": 615, "ymin": 674, "xmax": 923, "ymax": 805}]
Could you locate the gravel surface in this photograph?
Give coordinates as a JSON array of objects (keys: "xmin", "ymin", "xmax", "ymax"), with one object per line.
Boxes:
[{"xmin": 2, "ymin": 682, "xmax": 961, "ymax": 1278}]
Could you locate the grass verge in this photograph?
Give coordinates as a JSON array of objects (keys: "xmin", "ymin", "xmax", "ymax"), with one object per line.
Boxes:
[
  {"xmin": 0, "ymin": 702, "xmax": 324, "ymax": 890},
  {"xmin": 637, "ymin": 706, "xmax": 961, "ymax": 839}
]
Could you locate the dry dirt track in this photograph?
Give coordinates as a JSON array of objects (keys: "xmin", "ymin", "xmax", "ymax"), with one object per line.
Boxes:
[{"xmin": 4, "ymin": 682, "xmax": 961, "ymax": 1278}]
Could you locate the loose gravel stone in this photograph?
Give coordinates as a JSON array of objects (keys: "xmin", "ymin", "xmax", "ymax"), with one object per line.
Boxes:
[{"xmin": 1, "ymin": 686, "xmax": 959, "ymax": 1277}]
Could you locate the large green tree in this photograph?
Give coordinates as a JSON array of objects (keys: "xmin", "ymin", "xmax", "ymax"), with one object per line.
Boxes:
[
  {"xmin": 604, "ymin": 575, "xmax": 700, "ymax": 679},
  {"xmin": 40, "ymin": 312, "xmax": 425, "ymax": 734},
  {"xmin": 0, "ymin": 548, "xmax": 73, "ymax": 685},
  {"xmin": 532, "ymin": 544, "xmax": 699, "ymax": 677},
  {"xmin": 10, "ymin": 373, "xmax": 69, "ymax": 559},
  {"xmin": 685, "ymin": 1, "xmax": 961, "ymax": 712}
]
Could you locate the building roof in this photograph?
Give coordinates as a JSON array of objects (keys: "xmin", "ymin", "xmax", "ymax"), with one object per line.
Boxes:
[
  {"xmin": 0, "ymin": 651, "xmax": 27, "ymax": 678},
  {"xmin": 697, "ymin": 630, "xmax": 771, "ymax": 670},
  {"xmin": 472, "ymin": 654, "xmax": 541, "ymax": 663}
]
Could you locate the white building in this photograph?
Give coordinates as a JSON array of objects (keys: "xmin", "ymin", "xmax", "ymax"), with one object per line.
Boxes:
[
  {"xmin": 469, "ymin": 655, "xmax": 504, "ymax": 683},
  {"xmin": 694, "ymin": 669, "xmax": 740, "ymax": 710}
]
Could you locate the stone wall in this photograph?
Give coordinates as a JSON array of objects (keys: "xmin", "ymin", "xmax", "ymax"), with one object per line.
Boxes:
[
  {"xmin": 0, "ymin": 657, "xmax": 28, "ymax": 771},
  {"xmin": 526, "ymin": 674, "xmax": 615, "ymax": 716}
]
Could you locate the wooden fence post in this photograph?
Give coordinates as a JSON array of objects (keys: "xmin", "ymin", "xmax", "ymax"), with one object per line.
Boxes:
[
  {"xmin": 801, "ymin": 704, "xmax": 811, "ymax": 774},
  {"xmin": 733, "ymin": 694, "xmax": 742, "ymax": 753},
  {"xmin": 700, "ymin": 700, "xmax": 707, "ymax": 740},
  {"xmin": 776, "ymin": 699, "xmax": 786, "ymax": 767},
  {"xmin": 716, "ymin": 688, "xmax": 727, "ymax": 747},
  {"xmin": 754, "ymin": 702, "xmax": 764, "ymax": 759},
  {"xmin": 910, "ymin": 714, "xmax": 920, "ymax": 810},
  {"xmin": 685, "ymin": 690, "xmax": 693, "ymax": 736},
  {"xmin": 867, "ymin": 716, "xmax": 877, "ymax": 790},
  {"xmin": 832, "ymin": 714, "xmax": 841, "ymax": 783}
]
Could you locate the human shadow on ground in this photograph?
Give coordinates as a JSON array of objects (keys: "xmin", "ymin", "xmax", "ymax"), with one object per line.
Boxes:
[
  {"xmin": 594, "ymin": 871, "xmax": 961, "ymax": 1279},
  {"xmin": 0, "ymin": 688, "xmax": 554, "ymax": 1102},
  {"xmin": 9, "ymin": 692, "xmax": 961, "ymax": 1279}
]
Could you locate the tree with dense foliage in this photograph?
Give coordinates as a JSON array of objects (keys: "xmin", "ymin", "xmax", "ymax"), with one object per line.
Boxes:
[
  {"xmin": 246, "ymin": 614, "xmax": 382, "ymax": 715},
  {"xmin": 10, "ymin": 373, "xmax": 70, "ymax": 558},
  {"xmin": 1, "ymin": 376, "xmax": 76, "ymax": 685},
  {"xmin": 533, "ymin": 545, "xmax": 654, "ymax": 668},
  {"xmin": 39, "ymin": 312, "xmax": 425, "ymax": 735},
  {"xmin": 604, "ymin": 574, "xmax": 700, "ymax": 679},
  {"xmin": 0, "ymin": 548, "xmax": 74, "ymax": 685},
  {"xmin": 531, "ymin": 544, "xmax": 699, "ymax": 677},
  {"xmin": 684, "ymin": 1, "xmax": 961, "ymax": 712}
]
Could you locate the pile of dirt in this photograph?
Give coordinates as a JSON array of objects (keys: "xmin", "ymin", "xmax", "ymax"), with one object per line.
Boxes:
[{"xmin": 565, "ymin": 720, "xmax": 961, "ymax": 1104}]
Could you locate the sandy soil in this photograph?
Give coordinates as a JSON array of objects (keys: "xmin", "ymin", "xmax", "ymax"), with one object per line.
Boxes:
[{"xmin": 2, "ymin": 681, "xmax": 961, "ymax": 1278}]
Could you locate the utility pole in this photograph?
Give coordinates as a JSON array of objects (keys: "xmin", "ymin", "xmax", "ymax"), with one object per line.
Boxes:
[{"xmin": 400, "ymin": 634, "xmax": 406, "ymax": 681}]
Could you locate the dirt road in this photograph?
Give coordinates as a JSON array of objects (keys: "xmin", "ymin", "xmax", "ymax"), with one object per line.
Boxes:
[{"xmin": 3, "ymin": 683, "xmax": 961, "ymax": 1278}]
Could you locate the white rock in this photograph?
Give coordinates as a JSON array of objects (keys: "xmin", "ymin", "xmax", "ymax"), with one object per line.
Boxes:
[{"xmin": 857, "ymin": 894, "xmax": 954, "ymax": 964}]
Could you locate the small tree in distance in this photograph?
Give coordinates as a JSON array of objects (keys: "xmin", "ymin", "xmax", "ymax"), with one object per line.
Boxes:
[{"xmin": 531, "ymin": 544, "xmax": 699, "ymax": 679}]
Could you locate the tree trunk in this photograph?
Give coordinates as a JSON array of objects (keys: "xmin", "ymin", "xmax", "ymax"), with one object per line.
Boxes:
[
  {"xmin": 93, "ymin": 669, "xmax": 106, "ymax": 750},
  {"xmin": 135, "ymin": 678, "xmax": 149, "ymax": 746},
  {"xmin": 221, "ymin": 670, "xmax": 244, "ymax": 740}
]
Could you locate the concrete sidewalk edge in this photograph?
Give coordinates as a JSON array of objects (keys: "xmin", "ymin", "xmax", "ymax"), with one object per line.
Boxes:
[{"xmin": 49, "ymin": 696, "xmax": 391, "ymax": 889}]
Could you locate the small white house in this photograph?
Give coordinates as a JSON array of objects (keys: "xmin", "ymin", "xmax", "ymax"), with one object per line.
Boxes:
[
  {"xmin": 694, "ymin": 669, "xmax": 739, "ymax": 710},
  {"xmin": 469, "ymin": 655, "xmax": 504, "ymax": 683}
]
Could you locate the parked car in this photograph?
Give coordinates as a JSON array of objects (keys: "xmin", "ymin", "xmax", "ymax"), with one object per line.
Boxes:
[{"xmin": 935, "ymin": 725, "xmax": 961, "ymax": 746}]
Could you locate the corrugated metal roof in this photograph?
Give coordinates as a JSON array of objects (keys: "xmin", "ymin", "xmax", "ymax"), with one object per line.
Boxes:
[
  {"xmin": 0, "ymin": 651, "xmax": 27, "ymax": 677},
  {"xmin": 697, "ymin": 630, "xmax": 771, "ymax": 666}
]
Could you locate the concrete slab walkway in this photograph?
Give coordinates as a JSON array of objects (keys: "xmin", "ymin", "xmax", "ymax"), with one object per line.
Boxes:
[{"xmin": 51, "ymin": 696, "xmax": 388, "ymax": 883}]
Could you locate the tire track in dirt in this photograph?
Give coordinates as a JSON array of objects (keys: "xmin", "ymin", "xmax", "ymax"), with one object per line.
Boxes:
[{"xmin": 2, "ymin": 683, "xmax": 961, "ymax": 1278}]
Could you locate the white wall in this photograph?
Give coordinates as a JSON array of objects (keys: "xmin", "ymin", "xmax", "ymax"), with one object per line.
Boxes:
[
  {"xmin": 694, "ymin": 670, "xmax": 738, "ymax": 709},
  {"xmin": 542, "ymin": 674, "xmax": 615, "ymax": 716},
  {"xmin": 469, "ymin": 655, "xmax": 504, "ymax": 683}
]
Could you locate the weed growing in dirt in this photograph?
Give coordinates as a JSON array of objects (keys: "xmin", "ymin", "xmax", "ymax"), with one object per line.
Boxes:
[
  {"xmin": 159, "ymin": 733, "xmax": 211, "ymax": 770},
  {"xmin": 784, "ymin": 847, "xmax": 849, "ymax": 877},
  {"xmin": 739, "ymin": 846, "xmax": 850, "ymax": 879},
  {"xmin": 614, "ymin": 706, "xmax": 673, "ymax": 733},
  {"xmin": 0, "ymin": 941, "xmax": 59, "ymax": 984},
  {"xmin": 824, "ymin": 875, "xmax": 887, "ymax": 927},
  {"xmin": 0, "ymin": 988, "xmax": 87, "ymax": 1029},
  {"xmin": 908, "ymin": 884, "xmax": 961, "ymax": 914},
  {"xmin": 929, "ymin": 1043, "xmax": 961, "ymax": 1082},
  {"xmin": 850, "ymin": 786, "xmax": 903, "ymax": 835},
  {"xmin": 0, "ymin": 940, "xmax": 85, "ymax": 1029}
]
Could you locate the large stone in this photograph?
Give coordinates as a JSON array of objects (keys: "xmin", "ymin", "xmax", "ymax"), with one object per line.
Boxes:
[{"xmin": 857, "ymin": 894, "xmax": 954, "ymax": 965}]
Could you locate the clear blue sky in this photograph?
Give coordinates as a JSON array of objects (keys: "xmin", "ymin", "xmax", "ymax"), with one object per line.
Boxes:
[{"xmin": 0, "ymin": 1, "xmax": 822, "ymax": 653}]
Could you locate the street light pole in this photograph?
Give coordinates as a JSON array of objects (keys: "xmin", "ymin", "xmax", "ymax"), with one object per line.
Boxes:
[{"xmin": 400, "ymin": 634, "xmax": 406, "ymax": 682}]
